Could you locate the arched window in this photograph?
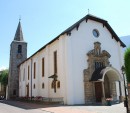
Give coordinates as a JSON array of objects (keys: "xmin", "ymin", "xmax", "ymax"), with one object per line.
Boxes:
[
  {"xmin": 33, "ymin": 84, "xmax": 35, "ymax": 89},
  {"xmin": 42, "ymin": 83, "xmax": 45, "ymax": 89},
  {"xmin": 18, "ymin": 45, "xmax": 22, "ymax": 53},
  {"xmin": 57, "ymin": 81, "xmax": 60, "ymax": 88}
]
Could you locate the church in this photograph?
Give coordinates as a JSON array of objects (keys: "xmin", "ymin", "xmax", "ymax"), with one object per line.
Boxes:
[{"xmin": 8, "ymin": 14, "xmax": 126, "ymax": 105}]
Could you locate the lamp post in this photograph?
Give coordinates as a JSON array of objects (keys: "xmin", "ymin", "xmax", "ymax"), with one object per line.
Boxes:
[{"xmin": 121, "ymin": 66, "xmax": 128, "ymax": 113}]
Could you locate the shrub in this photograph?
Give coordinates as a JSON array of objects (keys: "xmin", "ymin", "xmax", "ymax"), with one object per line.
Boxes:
[{"xmin": 124, "ymin": 47, "xmax": 130, "ymax": 82}]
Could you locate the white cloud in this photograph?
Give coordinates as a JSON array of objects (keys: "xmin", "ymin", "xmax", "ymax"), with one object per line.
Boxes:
[{"xmin": 0, "ymin": 66, "xmax": 7, "ymax": 71}]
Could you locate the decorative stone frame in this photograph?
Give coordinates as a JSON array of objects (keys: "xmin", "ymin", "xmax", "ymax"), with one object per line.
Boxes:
[{"xmin": 83, "ymin": 42, "xmax": 111, "ymax": 104}]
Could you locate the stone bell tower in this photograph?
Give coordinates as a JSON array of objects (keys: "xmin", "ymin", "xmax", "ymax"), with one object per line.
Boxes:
[{"xmin": 8, "ymin": 20, "xmax": 27, "ymax": 99}]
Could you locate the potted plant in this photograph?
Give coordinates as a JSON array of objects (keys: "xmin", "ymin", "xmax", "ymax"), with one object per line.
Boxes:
[{"xmin": 106, "ymin": 97, "xmax": 113, "ymax": 106}]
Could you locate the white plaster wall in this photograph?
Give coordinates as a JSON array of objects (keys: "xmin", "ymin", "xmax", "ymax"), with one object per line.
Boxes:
[
  {"xmin": 47, "ymin": 35, "xmax": 67, "ymax": 101},
  {"xmin": 26, "ymin": 59, "xmax": 31, "ymax": 97},
  {"xmin": 19, "ymin": 64, "xmax": 26, "ymax": 97},
  {"xmin": 37, "ymin": 48, "xmax": 48, "ymax": 97},
  {"xmin": 58, "ymin": 36, "xmax": 68, "ymax": 104},
  {"xmin": 115, "ymin": 81, "xmax": 120, "ymax": 101},
  {"xmin": 66, "ymin": 19, "xmax": 124, "ymax": 104},
  {"xmin": 19, "ymin": 59, "xmax": 31, "ymax": 97},
  {"xmin": 19, "ymin": 34, "xmax": 67, "ymax": 103},
  {"xmin": 19, "ymin": 65, "xmax": 22, "ymax": 97}
]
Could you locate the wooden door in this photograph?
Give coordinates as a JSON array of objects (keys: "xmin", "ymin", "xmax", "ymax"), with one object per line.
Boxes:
[{"xmin": 95, "ymin": 82, "xmax": 103, "ymax": 102}]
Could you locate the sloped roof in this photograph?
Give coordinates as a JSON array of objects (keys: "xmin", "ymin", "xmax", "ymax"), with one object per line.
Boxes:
[
  {"xmin": 14, "ymin": 21, "xmax": 24, "ymax": 41},
  {"xmin": 18, "ymin": 14, "xmax": 126, "ymax": 66}
]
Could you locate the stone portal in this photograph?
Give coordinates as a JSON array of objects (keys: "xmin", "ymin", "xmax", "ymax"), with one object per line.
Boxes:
[{"xmin": 84, "ymin": 42, "xmax": 122, "ymax": 104}]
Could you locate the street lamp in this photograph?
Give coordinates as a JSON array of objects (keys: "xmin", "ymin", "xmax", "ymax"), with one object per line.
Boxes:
[{"xmin": 121, "ymin": 66, "xmax": 128, "ymax": 113}]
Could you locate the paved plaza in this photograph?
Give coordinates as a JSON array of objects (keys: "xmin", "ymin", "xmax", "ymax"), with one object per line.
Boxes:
[{"xmin": 0, "ymin": 100, "xmax": 126, "ymax": 113}]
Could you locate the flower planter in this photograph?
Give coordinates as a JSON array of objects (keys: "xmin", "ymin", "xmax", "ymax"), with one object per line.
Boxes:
[
  {"xmin": 106, "ymin": 100, "xmax": 111, "ymax": 106},
  {"xmin": 106, "ymin": 98, "xmax": 113, "ymax": 106}
]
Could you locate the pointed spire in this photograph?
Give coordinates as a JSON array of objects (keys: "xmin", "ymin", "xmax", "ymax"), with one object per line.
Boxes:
[{"xmin": 14, "ymin": 20, "xmax": 24, "ymax": 41}]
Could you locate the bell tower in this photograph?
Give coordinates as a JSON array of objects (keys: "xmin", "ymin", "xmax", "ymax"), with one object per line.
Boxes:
[{"xmin": 8, "ymin": 20, "xmax": 27, "ymax": 99}]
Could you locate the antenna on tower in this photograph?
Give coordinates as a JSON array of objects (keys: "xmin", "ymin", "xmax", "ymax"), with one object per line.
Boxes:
[{"xmin": 19, "ymin": 15, "xmax": 21, "ymax": 22}]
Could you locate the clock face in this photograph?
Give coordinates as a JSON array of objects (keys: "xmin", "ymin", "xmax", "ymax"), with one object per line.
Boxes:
[
  {"xmin": 17, "ymin": 53, "xmax": 23, "ymax": 59},
  {"xmin": 93, "ymin": 29, "xmax": 99, "ymax": 37}
]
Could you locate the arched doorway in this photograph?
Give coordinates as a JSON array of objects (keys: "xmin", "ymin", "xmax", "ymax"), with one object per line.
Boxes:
[
  {"xmin": 92, "ymin": 67, "xmax": 123, "ymax": 102},
  {"xmin": 102, "ymin": 67, "xmax": 123, "ymax": 102}
]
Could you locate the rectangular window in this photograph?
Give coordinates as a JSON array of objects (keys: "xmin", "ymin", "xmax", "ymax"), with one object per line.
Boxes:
[
  {"xmin": 54, "ymin": 51, "xmax": 57, "ymax": 74},
  {"xmin": 95, "ymin": 62, "xmax": 104, "ymax": 69},
  {"xmin": 34, "ymin": 62, "xmax": 36, "ymax": 79},
  {"xmin": 18, "ymin": 45, "xmax": 22, "ymax": 53},
  {"xmin": 23, "ymin": 68, "xmax": 25, "ymax": 81},
  {"xmin": 19, "ymin": 69, "xmax": 21, "ymax": 81},
  {"xmin": 42, "ymin": 58, "xmax": 45, "ymax": 77},
  {"xmin": 28, "ymin": 65, "xmax": 30, "ymax": 80}
]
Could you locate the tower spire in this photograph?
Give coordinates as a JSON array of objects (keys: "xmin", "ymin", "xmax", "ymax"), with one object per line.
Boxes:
[
  {"xmin": 88, "ymin": 9, "xmax": 89, "ymax": 14},
  {"xmin": 14, "ymin": 21, "xmax": 24, "ymax": 41}
]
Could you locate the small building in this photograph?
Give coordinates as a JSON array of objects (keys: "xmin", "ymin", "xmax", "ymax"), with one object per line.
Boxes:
[{"xmin": 9, "ymin": 14, "xmax": 126, "ymax": 105}]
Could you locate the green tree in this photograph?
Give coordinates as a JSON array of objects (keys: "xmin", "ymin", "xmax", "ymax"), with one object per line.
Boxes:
[
  {"xmin": 0, "ymin": 69, "xmax": 8, "ymax": 97},
  {"xmin": 124, "ymin": 47, "xmax": 130, "ymax": 82},
  {"xmin": 0, "ymin": 69, "xmax": 8, "ymax": 86}
]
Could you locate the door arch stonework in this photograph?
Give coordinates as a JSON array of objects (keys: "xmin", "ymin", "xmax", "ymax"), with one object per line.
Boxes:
[{"xmin": 83, "ymin": 42, "xmax": 122, "ymax": 104}]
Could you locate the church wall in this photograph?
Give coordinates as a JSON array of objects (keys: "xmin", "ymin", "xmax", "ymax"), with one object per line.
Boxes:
[
  {"xmin": 58, "ymin": 35, "xmax": 68, "ymax": 104},
  {"xmin": 19, "ymin": 64, "xmax": 26, "ymax": 97},
  {"xmin": 44, "ymin": 34, "xmax": 67, "ymax": 103},
  {"xmin": 19, "ymin": 34, "xmax": 68, "ymax": 103},
  {"xmin": 32, "ymin": 54, "xmax": 39, "ymax": 97},
  {"xmin": 36, "ymin": 48, "xmax": 48, "ymax": 97},
  {"xmin": 66, "ymin": 19, "xmax": 124, "ymax": 104}
]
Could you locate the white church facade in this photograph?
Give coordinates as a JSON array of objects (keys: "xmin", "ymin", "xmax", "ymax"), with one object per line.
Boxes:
[{"xmin": 18, "ymin": 14, "xmax": 126, "ymax": 105}]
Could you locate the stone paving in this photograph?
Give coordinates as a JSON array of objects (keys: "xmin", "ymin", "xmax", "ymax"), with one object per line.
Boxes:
[
  {"xmin": 40, "ymin": 103, "xmax": 126, "ymax": 113},
  {"xmin": 0, "ymin": 100, "xmax": 126, "ymax": 113}
]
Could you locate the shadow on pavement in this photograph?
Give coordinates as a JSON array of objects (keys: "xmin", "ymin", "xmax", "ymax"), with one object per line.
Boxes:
[
  {"xmin": 0, "ymin": 100, "xmax": 123, "ymax": 110},
  {"xmin": 0, "ymin": 100, "xmax": 62, "ymax": 110}
]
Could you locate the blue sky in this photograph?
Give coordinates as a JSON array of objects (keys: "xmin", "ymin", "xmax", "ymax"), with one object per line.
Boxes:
[{"xmin": 0, "ymin": 0, "xmax": 130, "ymax": 69}]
